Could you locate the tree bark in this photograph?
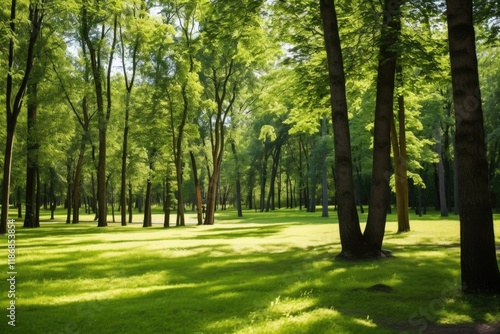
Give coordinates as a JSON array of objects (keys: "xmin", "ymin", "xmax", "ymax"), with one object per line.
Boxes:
[
  {"xmin": 319, "ymin": 0, "xmax": 365, "ymax": 257},
  {"xmin": 436, "ymin": 128, "xmax": 449, "ymax": 216},
  {"xmin": 230, "ymin": 143, "xmax": 243, "ymax": 217},
  {"xmin": 391, "ymin": 64, "xmax": 410, "ymax": 232},
  {"xmin": 24, "ymin": 82, "xmax": 39, "ymax": 228},
  {"xmin": 266, "ymin": 145, "xmax": 281, "ymax": 212},
  {"xmin": 364, "ymin": 0, "xmax": 400, "ymax": 253},
  {"xmin": 1, "ymin": 1, "xmax": 43, "ymax": 234},
  {"xmin": 190, "ymin": 151, "xmax": 204, "ymax": 224},
  {"xmin": 446, "ymin": 0, "xmax": 500, "ymax": 294}
]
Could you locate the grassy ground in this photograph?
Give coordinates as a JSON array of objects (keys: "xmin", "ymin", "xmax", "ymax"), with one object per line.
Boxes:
[{"xmin": 1, "ymin": 208, "xmax": 499, "ymax": 334}]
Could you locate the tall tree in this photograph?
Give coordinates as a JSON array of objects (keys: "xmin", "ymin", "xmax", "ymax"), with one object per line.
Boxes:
[
  {"xmin": 119, "ymin": 0, "xmax": 147, "ymax": 226},
  {"xmin": 363, "ymin": 0, "xmax": 401, "ymax": 254},
  {"xmin": 446, "ymin": 0, "xmax": 500, "ymax": 294},
  {"xmin": 1, "ymin": 0, "xmax": 44, "ymax": 234},
  {"xmin": 319, "ymin": 0, "xmax": 365, "ymax": 257},
  {"xmin": 81, "ymin": 1, "xmax": 118, "ymax": 227},
  {"xmin": 199, "ymin": 0, "xmax": 266, "ymax": 225}
]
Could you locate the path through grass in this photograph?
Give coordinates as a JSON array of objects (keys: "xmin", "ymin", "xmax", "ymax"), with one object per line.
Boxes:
[{"xmin": 1, "ymin": 209, "xmax": 499, "ymax": 333}]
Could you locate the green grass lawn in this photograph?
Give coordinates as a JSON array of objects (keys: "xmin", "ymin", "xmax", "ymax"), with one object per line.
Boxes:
[{"xmin": 1, "ymin": 208, "xmax": 499, "ymax": 334}]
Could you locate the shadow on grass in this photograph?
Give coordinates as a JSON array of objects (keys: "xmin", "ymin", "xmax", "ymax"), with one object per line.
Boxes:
[{"xmin": 2, "ymin": 219, "xmax": 499, "ymax": 334}]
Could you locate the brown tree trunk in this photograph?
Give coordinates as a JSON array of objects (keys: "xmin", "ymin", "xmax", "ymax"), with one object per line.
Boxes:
[
  {"xmin": 319, "ymin": 0, "xmax": 364, "ymax": 258},
  {"xmin": 1, "ymin": 1, "xmax": 43, "ymax": 234},
  {"xmin": 392, "ymin": 63, "xmax": 410, "ymax": 232},
  {"xmin": 143, "ymin": 162, "xmax": 153, "ymax": 228},
  {"xmin": 266, "ymin": 145, "xmax": 281, "ymax": 212},
  {"xmin": 72, "ymin": 138, "xmax": 86, "ymax": 224},
  {"xmin": 230, "ymin": 144, "xmax": 243, "ymax": 217},
  {"xmin": 446, "ymin": 0, "xmax": 500, "ymax": 294},
  {"xmin": 163, "ymin": 176, "xmax": 171, "ymax": 228},
  {"xmin": 24, "ymin": 82, "xmax": 39, "ymax": 228},
  {"xmin": 190, "ymin": 151, "xmax": 204, "ymax": 224},
  {"xmin": 120, "ymin": 104, "xmax": 130, "ymax": 226},
  {"xmin": 364, "ymin": 0, "xmax": 400, "ymax": 254}
]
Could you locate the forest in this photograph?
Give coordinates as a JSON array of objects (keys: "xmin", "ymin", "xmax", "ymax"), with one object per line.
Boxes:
[
  {"xmin": 1, "ymin": 0, "xmax": 500, "ymax": 332},
  {"xmin": 1, "ymin": 0, "xmax": 500, "ymax": 295}
]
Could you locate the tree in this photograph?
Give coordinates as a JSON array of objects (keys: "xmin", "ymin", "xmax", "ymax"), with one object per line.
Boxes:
[
  {"xmin": 319, "ymin": 0, "xmax": 364, "ymax": 257},
  {"xmin": 81, "ymin": 1, "xmax": 119, "ymax": 227},
  {"xmin": 119, "ymin": 0, "xmax": 148, "ymax": 226},
  {"xmin": 446, "ymin": 0, "xmax": 500, "ymax": 294},
  {"xmin": 199, "ymin": 0, "xmax": 267, "ymax": 225},
  {"xmin": 363, "ymin": 0, "xmax": 401, "ymax": 254},
  {"xmin": 1, "ymin": 0, "xmax": 44, "ymax": 234}
]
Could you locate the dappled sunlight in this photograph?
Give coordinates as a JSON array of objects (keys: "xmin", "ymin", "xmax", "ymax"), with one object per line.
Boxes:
[
  {"xmin": 20, "ymin": 270, "xmax": 193, "ymax": 306},
  {"xmin": 4, "ymin": 214, "xmax": 499, "ymax": 334}
]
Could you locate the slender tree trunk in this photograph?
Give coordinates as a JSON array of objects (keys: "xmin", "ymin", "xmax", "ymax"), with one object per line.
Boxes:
[
  {"xmin": 190, "ymin": 151, "xmax": 204, "ymax": 224},
  {"xmin": 446, "ymin": 0, "xmax": 500, "ymax": 294},
  {"xmin": 24, "ymin": 83, "xmax": 39, "ymax": 228},
  {"xmin": 231, "ymin": 143, "xmax": 243, "ymax": 217},
  {"xmin": 364, "ymin": 0, "xmax": 400, "ymax": 254},
  {"xmin": 391, "ymin": 64, "xmax": 410, "ymax": 232},
  {"xmin": 66, "ymin": 159, "xmax": 73, "ymax": 224},
  {"xmin": 120, "ymin": 106, "xmax": 129, "ymax": 226},
  {"xmin": 143, "ymin": 175, "xmax": 152, "ymax": 228},
  {"xmin": 128, "ymin": 181, "xmax": 133, "ymax": 224},
  {"xmin": 266, "ymin": 145, "xmax": 281, "ymax": 212},
  {"xmin": 260, "ymin": 153, "xmax": 268, "ymax": 212},
  {"xmin": 320, "ymin": 0, "xmax": 365, "ymax": 257},
  {"xmin": 72, "ymin": 139, "xmax": 86, "ymax": 224},
  {"xmin": 436, "ymin": 128, "xmax": 449, "ymax": 216},
  {"xmin": 164, "ymin": 175, "xmax": 171, "ymax": 228}
]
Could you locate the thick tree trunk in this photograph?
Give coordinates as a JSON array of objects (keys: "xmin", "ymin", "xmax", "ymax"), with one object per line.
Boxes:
[
  {"xmin": 1, "ymin": 1, "xmax": 43, "ymax": 234},
  {"xmin": 320, "ymin": 0, "xmax": 365, "ymax": 257},
  {"xmin": 446, "ymin": 0, "xmax": 500, "ymax": 294},
  {"xmin": 1, "ymin": 127, "xmax": 16, "ymax": 234},
  {"xmin": 364, "ymin": 0, "xmax": 400, "ymax": 253}
]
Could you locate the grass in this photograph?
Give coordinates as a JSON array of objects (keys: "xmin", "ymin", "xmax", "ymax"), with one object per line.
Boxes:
[{"xmin": 1, "ymin": 208, "xmax": 500, "ymax": 334}]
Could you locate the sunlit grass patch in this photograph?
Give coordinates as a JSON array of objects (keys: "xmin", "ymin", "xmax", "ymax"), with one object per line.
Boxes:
[{"xmin": 0, "ymin": 209, "xmax": 499, "ymax": 333}]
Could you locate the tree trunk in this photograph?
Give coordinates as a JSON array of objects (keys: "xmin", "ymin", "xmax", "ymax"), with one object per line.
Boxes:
[
  {"xmin": 230, "ymin": 143, "xmax": 243, "ymax": 217},
  {"xmin": 266, "ymin": 145, "xmax": 281, "ymax": 212},
  {"xmin": 446, "ymin": 0, "xmax": 500, "ymax": 294},
  {"xmin": 164, "ymin": 175, "xmax": 171, "ymax": 228},
  {"xmin": 320, "ymin": 0, "xmax": 365, "ymax": 257},
  {"xmin": 436, "ymin": 128, "xmax": 449, "ymax": 217},
  {"xmin": 72, "ymin": 138, "xmax": 86, "ymax": 224},
  {"xmin": 66, "ymin": 158, "xmax": 73, "ymax": 224},
  {"xmin": 120, "ymin": 106, "xmax": 129, "ymax": 226},
  {"xmin": 24, "ymin": 82, "xmax": 39, "ymax": 228},
  {"xmin": 364, "ymin": 0, "xmax": 400, "ymax": 253},
  {"xmin": 392, "ymin": 64, "xmax": 410, "ymax": 232},
  {"xmin": 190, "ymin": 151, "xmax": 204, "ymax": 224},
  {"xmin": 128, "ymin": 181, "xmax": 133, "ymax": 224},
  {"xmin": 1, "ymin": 1, "xmax": 43, "ymax": 234},
  {"xmin": 143, "ymin": 176, "xmax": 152, "ymax": 228}
]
